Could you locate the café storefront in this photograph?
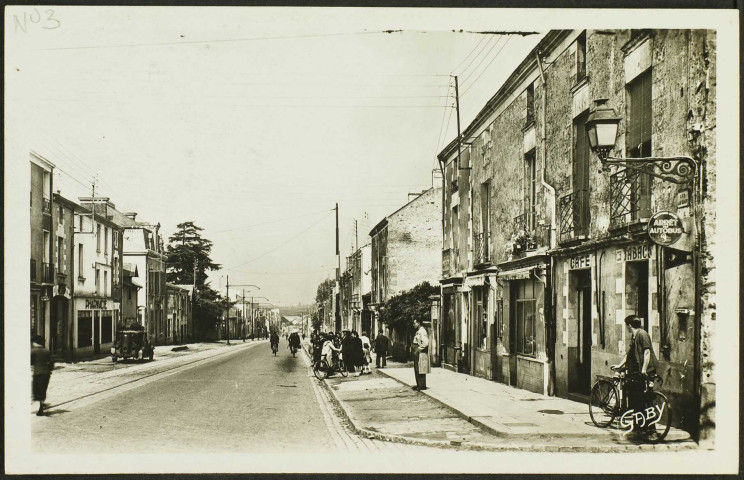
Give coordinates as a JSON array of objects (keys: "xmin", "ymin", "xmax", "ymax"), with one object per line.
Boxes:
[{"xmin": 73, "ymin": 296, "xmax": 116, "ymax": 358}]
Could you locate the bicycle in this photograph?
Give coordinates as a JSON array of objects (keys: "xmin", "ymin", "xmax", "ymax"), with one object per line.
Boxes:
[
  {"xmin": 589, "ymin": 367, "xmax": 672, "ymax": 443},
  {"xmin": 271, "ymin": 341, "xmax": 278, "ymax": 356},
  {"xmin": 288, "ymin": 343, "xmax": 298, "ymax": 358},
  {"xmin": 313, "ymin": 354, "xmax": 348, "ymax": 380}
]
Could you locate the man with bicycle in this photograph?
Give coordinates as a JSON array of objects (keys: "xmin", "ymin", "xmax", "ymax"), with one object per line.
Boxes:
[
  {"xmin": 612, "ymin": 315, "xmax": 660, "ymax": 432},
  {"xmin": 270, "ymin": 330, "xmax": 280, "ymax": 353}
]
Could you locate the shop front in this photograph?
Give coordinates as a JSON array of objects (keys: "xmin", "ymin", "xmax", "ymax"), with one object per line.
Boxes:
[
  {"xmin": 494, "ymin": 256, "xmax": 551, "ymax": 395},
  {"xmin": 74, "ymin": 297, "xmax": 116, "ymax": 358},
  {"xmin": 465, "ymin": 273, "xmax": 496, "ymax": 380}
]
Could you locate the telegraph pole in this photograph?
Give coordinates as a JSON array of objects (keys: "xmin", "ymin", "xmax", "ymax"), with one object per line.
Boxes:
[
  {"xmin": 454, "ymin": 75, "xmax": 463, "ymax": 170},
  {"xmin": 225, "ymin": 275, "xmax": 230, "ymax": 345},
  {"xmin": 335, "ymin": 203, "xmax": 340, "ymax": 332}
]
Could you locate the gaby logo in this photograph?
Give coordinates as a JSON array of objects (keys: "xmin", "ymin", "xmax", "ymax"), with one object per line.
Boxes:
[{"xmin": 619, "ymin": 403, "xmax": 665, "ymax": 433}]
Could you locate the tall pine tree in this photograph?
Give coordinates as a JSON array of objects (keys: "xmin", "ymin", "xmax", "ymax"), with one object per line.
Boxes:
[{"xmin": 165, "ymin": 221, "xmax": 223, "ymax": 340}]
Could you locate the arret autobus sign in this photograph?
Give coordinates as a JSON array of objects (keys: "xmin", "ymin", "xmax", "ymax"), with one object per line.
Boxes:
[{"xmin": 647, "ymin": 211, "xmax": 684, "ymax": 246}]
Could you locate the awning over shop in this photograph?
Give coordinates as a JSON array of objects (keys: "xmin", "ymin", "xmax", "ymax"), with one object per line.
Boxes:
[
  {"xmin": 464, "ymin": 274, "xmax": 491, "ymax": 288},
  {"xmin": 499, "ymin": 265, "xmax": 544, "ymax": 281}
]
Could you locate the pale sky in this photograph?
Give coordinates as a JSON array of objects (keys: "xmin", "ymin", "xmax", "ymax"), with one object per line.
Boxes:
[{"xmin": 7, "ymin": 7, "xmax": 545, "ymax": 305}]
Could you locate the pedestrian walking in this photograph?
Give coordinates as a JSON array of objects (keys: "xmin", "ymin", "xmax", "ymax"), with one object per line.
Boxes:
[
  {"xmin": 411, "ymin": 320, "xmax": 430, "ymax": 390},
  {"xmin": 359, "ymin": 331, "xmax": 372, "ymax": 374},
  {"xmin": 373, "ymin": 329, "xmax": 389, "ymax": 368},
  {"xmin": 341, "ymin": 331, "xmax": 355, "ymax": 374},
  {"xmin": 31, "ymin": 335, "xmax": 53, "ymax": 416},
  {"xmin": 350, "ymin": 331, "xmax": 364, "ymax": 377}
]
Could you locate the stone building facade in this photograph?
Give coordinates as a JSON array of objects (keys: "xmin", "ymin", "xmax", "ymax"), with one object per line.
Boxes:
[
  {"xmin": 437, "ymin": 29, "xmax": 716, "ymax": 442},
  {"xmin": 370, "ymin": 187, "xmax": 442, "ymax": 358},
  {"xmin": 30, "ymin": 152, "xmax": 55, "ymax": 350}
]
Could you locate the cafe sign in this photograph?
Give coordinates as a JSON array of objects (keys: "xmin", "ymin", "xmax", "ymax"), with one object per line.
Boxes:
[{"xmin": 648, "ymin": 211, "xmax": 684, "ymax": 246}]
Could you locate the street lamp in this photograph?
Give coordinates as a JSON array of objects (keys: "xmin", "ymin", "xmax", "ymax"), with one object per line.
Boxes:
[{"xmin": 585, "ymin": 99, "xmax": 698, "ymax": 185}]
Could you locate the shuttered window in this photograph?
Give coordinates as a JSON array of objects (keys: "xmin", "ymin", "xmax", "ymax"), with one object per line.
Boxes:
[{"xmin": 627, "ymin": 69, "xmax": 652, "ymax": 155}]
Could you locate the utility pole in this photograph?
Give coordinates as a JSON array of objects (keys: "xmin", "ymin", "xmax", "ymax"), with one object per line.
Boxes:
[
  {"xmin": 192, "ymin": 258, "xmax": 197, "ymax": 342},
  {"xmin": 335, "ymin": 203, "xmax": 340, "ymax": 332},
  {"xmin": 454, "ymin": 75, "xmax": 463, "ymax": 171},
  {"xmin": 225, "ymin": 275, "xmax": 230, "ymax": 345},
  {"xmin": 242, "ymin": 289, "xmax": 246, "ymax": 342}
]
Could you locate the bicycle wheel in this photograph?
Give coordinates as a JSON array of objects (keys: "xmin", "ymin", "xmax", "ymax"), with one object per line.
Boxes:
[
  {"xmin": 313, "ymin": 360, "xmax": 328, "ymax": 380},
  {"xmin": 640, "ymin": 391, "xmax": 672, "ymax": 443},
  {"xmin": 337, "ymin": 360, "xmax": 348, "ymax": 377},
  {"xmin": 589, "ymin": 379, "xmax": 619, "ymax": 428}
]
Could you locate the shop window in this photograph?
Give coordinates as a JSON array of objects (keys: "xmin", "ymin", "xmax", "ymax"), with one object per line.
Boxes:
[
  {"xmin": 78, "ymin": 311, "xmax": 93, "ymax": 347},
  {"xmin": 513, "ymin": 279, "xmax": 537, "ymax": 356},
  {"xmin": 473, "ymin": 287, "xmax": 489, "ymax": 350},
  {"xmin": 625, "ymin": 260, "xmax": 649, "ymax": 331},
  {"xmin": 101, "ymin": 312, "xmax": 113, "ymax": 343}
]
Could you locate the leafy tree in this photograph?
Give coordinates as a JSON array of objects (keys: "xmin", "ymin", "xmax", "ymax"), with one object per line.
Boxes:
[
  {"xmin": 378, "ymin": 282, "xmax": 439, "ymax": 359},
  {"xmin": 165, "ymin": 221, "xmax": 223, "ymax": 340},
  {"xmin": 311, "ymin": 278, "xmax": 334, "ymax": 331}
]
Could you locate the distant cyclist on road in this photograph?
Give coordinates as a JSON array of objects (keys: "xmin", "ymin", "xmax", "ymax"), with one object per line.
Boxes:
[
  {"xmin": 270, "ymin": 330, "xmax": 280, "ymax": 352},
  {"xmin": 288, "ymin": 331, "xmax": 301, "ymax": 353}
]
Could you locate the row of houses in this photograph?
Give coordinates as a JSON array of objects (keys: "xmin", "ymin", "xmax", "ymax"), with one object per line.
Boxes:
[
  {"xmin": 321, "ymin": 29, "xmax": 716, "ymax": 443},
  {"xmin": 30, "ymin": 152, "xmax": 193, "ymax": 361}
]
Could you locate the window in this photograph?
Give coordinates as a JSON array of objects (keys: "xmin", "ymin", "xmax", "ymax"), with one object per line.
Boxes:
[
  {"xmin": 626, "ymin": 69, "xmax": 653, "ymax": 221},
  {"xmin": 57, "ymin": 237, "xmax": 64, "ymax": 272},
  {"xmin": 104, "ymin": 227, "xmax": 108, "ymax": 255},
  {"xmin": 96, "ymin": 268, "xmax": 100, "ymax": 293},
  {"xmin": 79, "ymin": 215, "xmax": 84, "ymax": 232},
  {"xmin": 97, "ymin": 224, "xmax": 102, "ymax": 252},
  {"xmin": 473, "ymin": 287, "xmax": 489, "ymax": 350},
  {"xmin": 58, "ymin": 205, "xmax": 64, "ymax": 225},
  {"xmin": 101, "ymin": 312, "xmax": 113, "ymax": 343},
  {"xmin": 524, "ymin": 150, "xmax": 537, "ymax": 232},
  {"xmin": 576, "ymin": 31, "xmax": 587, "ymax": 81},
  {"xmin": 43, "ymin": 231, "xmax": 51, "ymax": 263},
  {"xmin": 104, "ymin": 270, "xmax": 108, "ymax": 296},
  {"xmin": 525, "ymin": 84, "xmax": 535, "ymax": 125},
  {"xmin": 78, "ymin": 244, "xmax": 84, "ymax": 280},
  {"xmin": 571, "ymin": 111, "xmax": 591, "ymax": 237},
  {"xmin": 77, "ymin": 311, "xmax": 93, "ymax": 348},
  {"xmin": 513, "ymin": 280, "xmax": 538, "ymax": 356}
]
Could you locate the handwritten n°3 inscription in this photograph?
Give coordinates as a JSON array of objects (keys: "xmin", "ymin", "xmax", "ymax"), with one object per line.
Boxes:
[{"xmin": 13, "ymin": 8, "xmax": 60, "ymax": 33}]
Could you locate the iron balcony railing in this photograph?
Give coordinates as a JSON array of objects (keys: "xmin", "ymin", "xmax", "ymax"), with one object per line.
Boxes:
[
  {"xmin": 473, "ymin": 232, "xmax": 490, "ymax": 266},
  {"xmin": 442, "ymin": 248, "xmax": 452, "ymax": 276},
  {"xmin": 513, "ymin": 210, "xmax": 535, "ymax": 236},
  {"xmin": 41, "ymin": 262, "xmax": 54, "ymax": 283},
  {"xmin": 559, "ymin": 189, "xmax": 590, "ymax": 243},
  {"xmin": 610, "ymin": 168, "xmax": 652, "ymax": 229},
  {"xmin": 31, "ymin": 259, "xmax": 37, "ymax": 282}
]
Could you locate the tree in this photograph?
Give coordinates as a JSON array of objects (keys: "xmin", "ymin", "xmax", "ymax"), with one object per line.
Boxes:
[
  {"xmin": 166, "ymin": 221, "xmax": 221, "ymax": 286},
  {"xmin": 378, "ymin": 282, "xmax": 439, "ymax": 360},
  {"xmin": 165, "ymin": 221, "xmax": 223, "ymax": 340},
  {"xmin": 311, "ymin": 278, "xmax": 334, "ymax": 331}
]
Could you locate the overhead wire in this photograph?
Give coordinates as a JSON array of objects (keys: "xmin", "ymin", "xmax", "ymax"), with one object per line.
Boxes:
[
  {"xmin": 457, "ymin": 35, "xmax": 497, "ymax": 80},
  {"xmin": 451, "ymin": 35, "xmax": 488, "ymax": 74},
  {"xmin": 461, "ymin": 36, "xmax": 512, "ymax": 98},
  {"xmin": 225, "ymin": 210, "xmax": 334, "ymax": 270},
  {"xmin": 460, "ymin": 35, "xmax": 505, "ymax": 85}
]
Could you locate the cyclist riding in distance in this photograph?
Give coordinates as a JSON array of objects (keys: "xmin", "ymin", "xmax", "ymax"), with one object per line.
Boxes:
[
  {"xmin": 288, "ymin": 331, "xmax": 301, "ymax": 350},
  {"xmin": 270, "ymin": 330, "xmax": 280, "ymax": 351},
  {"xmin": 611, "ymin": 315, "xmax": 659, "ymax": 378}
]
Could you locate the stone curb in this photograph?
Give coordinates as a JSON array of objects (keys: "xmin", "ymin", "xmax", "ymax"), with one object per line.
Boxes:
[
  {"xmin": 370, "ymin": 367, "xmax": 698, "ymax": 453},
  {"xmin": 45, "ymin": 340, "xmax": 258, "ymax": 409}
]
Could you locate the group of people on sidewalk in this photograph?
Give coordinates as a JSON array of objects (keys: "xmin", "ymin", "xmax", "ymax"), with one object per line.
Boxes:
[{"xmin": 310, "ymin": 328, "xmax": 390, "ymax": 377}]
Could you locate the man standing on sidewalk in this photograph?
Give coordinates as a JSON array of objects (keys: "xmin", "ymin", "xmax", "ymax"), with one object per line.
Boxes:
[
  {"xmin": 373, "ymin": 329, "xmax": 389, "ymax": 368},
  {"xmin": 412, "ymin": 320, "xmax": 430, "ymax": 390},
  {"xmin": 31, "ymin": 335, "xmax": 53, "ymax": 416}
]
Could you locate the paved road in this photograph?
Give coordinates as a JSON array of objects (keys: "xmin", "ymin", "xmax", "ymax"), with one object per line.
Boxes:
[{"xmin": 32, "ymin": 339, "xmax": 430, "ymax": 454}]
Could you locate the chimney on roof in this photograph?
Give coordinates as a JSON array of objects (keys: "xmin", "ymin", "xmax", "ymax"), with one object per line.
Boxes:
[{"xmin": 124, "ymin": 212, "xmax": 137, "ymax": 221}]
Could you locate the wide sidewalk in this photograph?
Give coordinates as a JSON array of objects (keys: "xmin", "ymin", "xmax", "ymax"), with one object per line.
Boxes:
[{"xmin": 378, "ymin": 360, "xmax": 694, "ymax": 446}]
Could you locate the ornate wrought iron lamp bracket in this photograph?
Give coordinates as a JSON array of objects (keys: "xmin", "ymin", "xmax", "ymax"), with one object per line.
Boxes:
[{"xmin": 598, "ymin": 153, "xmax": 698, "ymax": 185}]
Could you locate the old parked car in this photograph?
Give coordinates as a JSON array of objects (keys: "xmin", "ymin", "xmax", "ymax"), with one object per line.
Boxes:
[{"xmin": 112, "ymin": 328, "xmax": 154, "ymax": 362}]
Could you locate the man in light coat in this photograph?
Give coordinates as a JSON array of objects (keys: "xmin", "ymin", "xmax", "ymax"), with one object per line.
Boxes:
[{"xmin": 412, "ymin": 320, "xmax": 430, "ymax": 390}]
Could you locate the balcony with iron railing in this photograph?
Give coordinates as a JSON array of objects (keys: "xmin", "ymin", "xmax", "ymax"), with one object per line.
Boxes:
[
  {"xmin": 559, "ymin": 189, "xmax": 590, "ymax": 244},
  {"xmin": 473, "ymin": 232, "xmax": 491, "ymax": 266},
  {"xmin": 442, "ymin": 248, "xmax": 452, "ymax": 276},
  {"xmin": 610, "ymin": 168, "xmax": 652, "ymax": 230},
  {"xmin": 513, "ymin": 209, "xmax": 536, "ymax": 237}
]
